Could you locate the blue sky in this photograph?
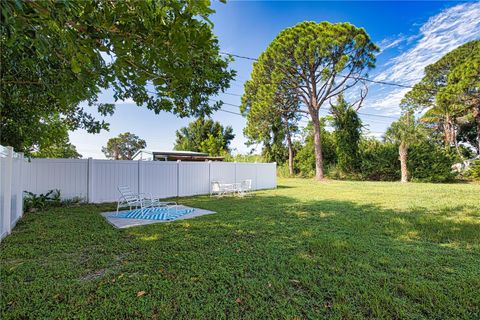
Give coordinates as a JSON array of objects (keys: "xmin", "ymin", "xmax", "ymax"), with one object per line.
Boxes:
[{"xmin": 70, "ymin": 1, "xmax": 480, "ymax": 159}]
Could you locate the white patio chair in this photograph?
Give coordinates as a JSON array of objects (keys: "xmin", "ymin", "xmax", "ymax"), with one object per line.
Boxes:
[
  {"xmin": 238, "ymin": 179, "xmax": 252, "ymax": 196},
  {"xmin": 211, "ymin": 181, "xmax": 235, "ymax": 197},
  {"xmin": 116, "ymin": 185, "xmax": 177, "ymax": 214}
]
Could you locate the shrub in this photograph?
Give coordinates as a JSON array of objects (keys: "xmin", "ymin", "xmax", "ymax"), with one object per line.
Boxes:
[
  {"xmin": 359, "ymin": 139, "xmax": 400, "ymax": 181},
  {"xmin": 23, "ymin": 189, "xmax": 61, "ymax": 212},
  {"xmin": 408, "ymin": 142, "xmax": 456, "ymax": 182},
  {"xmin": 465, "ymin": 159, "xmax": 480, "ymax": 180},
  {"xmin": 295, "ymin": 126, "xmax": 336, "ymax": 178}
]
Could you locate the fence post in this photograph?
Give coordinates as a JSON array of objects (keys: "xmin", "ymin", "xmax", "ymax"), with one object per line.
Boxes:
[
  {"xmin": 138, "ymin": 160, "xmax": 143, "ymax": 194},
  {"xmin": 176, "ymin": 160, "xmax": 181, "ymax": 197},
  {"xmin": 234, "ymin": 161, "xmax": 237, "ymax": 184},
  {"xmin": 2, "ymin": 147, "xmax": 13, "ymax": 236},
  {"xmin": 17, "ymin": 152, "xmax": 24, "ymax": 221},
  {"xmin": 87, "ymin": 158, "xmax": 94, "ymax": 203}
]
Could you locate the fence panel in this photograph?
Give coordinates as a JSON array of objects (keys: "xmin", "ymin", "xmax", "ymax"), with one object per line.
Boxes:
[
  {"xmin": 1, "ymin": 146, "xmax": 27, "ymax": 240},
  {"xmin": 235, "ymin": 163, "xmax": 258, "ymax": 190},
  {"xmin": 140, "ymin": 161, "xmax": 178, "ymax": 199},
  {"xmin": 10, "ymin": 155, "xmax": 24, "ymax": 227},
  {"xmin": 210, "ymin": 162, "xmax": 236, "ymax": 185},
  {"xmin": 178, "ymin": 162, "xmax": 210, "ymax": 196},
  {"xmin": 22, "ymin": 159, "xmax": 88, "ymax": 200},
  {"xmin": 91, "ymin": 160, "xmax": 138, "ymax": 203},
  {"xmin": 0, "ymin": 156, "xmax": 9, "ymax": 239},
  {"xmin": 256, "ymin": 163, "xmax": 277, "ymax": 189}
]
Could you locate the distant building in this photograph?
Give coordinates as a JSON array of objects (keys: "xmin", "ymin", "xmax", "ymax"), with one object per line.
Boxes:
[{"xmin": 132, "ymin": 150, "xmax": 224, "ymax": 162}]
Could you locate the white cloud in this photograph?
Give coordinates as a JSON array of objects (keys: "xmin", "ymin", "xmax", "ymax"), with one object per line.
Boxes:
[
  {"xmin": 116, "ymin": 97, "xmax": 135, "ymax": 105},
  {"xmin": 377, "ymin": 34, "xmax": 407, "ymax": 54},
  {"xmin": 370, "ymin": 2, "xmax": 480, "ymax": 114}
]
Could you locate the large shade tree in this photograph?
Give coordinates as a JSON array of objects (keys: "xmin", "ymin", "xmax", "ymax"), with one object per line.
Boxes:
[
  {"xmin": 174, "ymin": 118, "xmax": 235, "ymax": 156},
  {"xmin": 402, "ymin": 40, "xmax": 480, "ymax": 153},
  {"xmin": 0, "ymin": 0, "xmax": 234, "ymax": 155},
  {"xmin": 243, "ymin": 21, "xmax": 378, "ymax": 180}
]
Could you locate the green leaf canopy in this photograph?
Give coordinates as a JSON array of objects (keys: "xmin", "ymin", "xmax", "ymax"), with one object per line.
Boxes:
[{"xmin": 1, "ymin": 0, "xmax": 235, "ymax": 154}]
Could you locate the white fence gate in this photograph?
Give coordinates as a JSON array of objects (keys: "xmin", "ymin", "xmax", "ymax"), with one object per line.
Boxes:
[
  {"xmin": 0, "ymin": 146, "xmax": 26, "ymax": 239},
  {"xmin": 1, "ymin": 145, "xmax": 276, "ymax": 239}
]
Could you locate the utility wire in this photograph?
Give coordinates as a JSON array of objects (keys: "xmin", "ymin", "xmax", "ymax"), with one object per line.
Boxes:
[
  {"xmin": 220, "ymin": 51, "xmax": 436, "ymax": 93},
  {"xmin": 209, "ymin": 98, "xmax": 397, "ymax": 121}
]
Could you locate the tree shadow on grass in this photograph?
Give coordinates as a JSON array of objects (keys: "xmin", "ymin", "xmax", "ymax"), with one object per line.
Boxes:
[
  {"xmin": 123, "ymin": 195, "xmax": 480, "ymax": 318},
  {"xmin": 2, "ymin": 194, "xmax": 479, "ymax": 319}
]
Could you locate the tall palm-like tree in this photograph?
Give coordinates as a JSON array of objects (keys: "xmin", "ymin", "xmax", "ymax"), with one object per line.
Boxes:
[{"xmin": 385, "ymin": 112, "xmax": 426, "ymax": 183}]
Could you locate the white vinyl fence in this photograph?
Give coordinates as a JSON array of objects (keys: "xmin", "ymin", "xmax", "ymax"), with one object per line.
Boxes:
[
  {"xmin": 1, "ymin": 146, "xmax": 26, "ymax": 239},
  {"xmin": 22, "ymin": 159, "xmax": 276, "ymax": 202},
  {"xmin": 0, "ymin": 145, "xmax": 276, "ymax": 239},
  {"xmin": 22, "ymin": 159, "xmax": 276, "ymax": 203}
]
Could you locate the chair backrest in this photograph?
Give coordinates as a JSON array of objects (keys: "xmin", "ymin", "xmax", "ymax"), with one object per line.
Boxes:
[
  {"xmin": 118, "ymin": 185, "xmax": 139, "ymax": 203},
  {"xmin": 242, "ymin": 179, "xmax": 252, "ymax": 190},
  {"xmin": 211, "ymin": 181, "xmax": 221, "ymax": 192}
]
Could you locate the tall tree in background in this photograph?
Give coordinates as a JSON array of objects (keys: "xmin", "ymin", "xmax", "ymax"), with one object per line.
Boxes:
[
  {"xmin": 331, "ymin": 95, "xmax": 362, "ymax": 173},
  {"xmin": 102, "ymin": 133, "xmax": 146, "ymax": 160},
  {"xmin": 244, "ymin": 21, "xmax": 378, "ymax": 180},
  {"xmin": 0, "ymin": 0, "xmax": 234, "ymax": 154},
  {"xmin": 403, "ymin": 40, "xmax": 479, "ymax": 153},
  {"xmin": 385, "ymin": 112, "xmax": 426, "ymax": 183},
  {"xmin": 174, "ymin": 118, "xmax": 235, "ymax": 156},
  {"xmin": 242, "ymin": 77, "xmax": 300, "ymax": 175},
  {"xmin": 437, "ymin": 41, "xmax": 480, "ymax": 154}
]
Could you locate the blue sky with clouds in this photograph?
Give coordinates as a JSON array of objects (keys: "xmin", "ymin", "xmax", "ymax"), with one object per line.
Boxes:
[{"xmin": 70, "ymin": 1, "xmax": 480, "ymax": 159}]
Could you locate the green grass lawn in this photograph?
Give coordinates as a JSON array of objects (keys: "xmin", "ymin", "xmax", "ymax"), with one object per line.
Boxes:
[{"xmin": 1, "ymin": 178, "xmax": 479, "ymax": 319}]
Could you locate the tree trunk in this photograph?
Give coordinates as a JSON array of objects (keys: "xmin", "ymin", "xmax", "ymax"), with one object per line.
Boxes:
[
  {"xmin": 310, "ymin": 110, "xmax": 324, "ymax": 180},
  {"xmin": 444, "ymin": 114, "xmax": 454, "ymax": 148},
  {"xmin": 399, "ymin": 141, "xmax": 408, "ymax": 183},
  {"xmin": 283, "ymin": 114, "xmax": 294, "ymax": 176}
]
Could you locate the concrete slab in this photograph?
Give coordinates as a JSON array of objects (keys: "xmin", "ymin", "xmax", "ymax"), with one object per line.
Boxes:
[{"xmin": 101, "ymin": 205, "xmax": 216, "ymax": 229}]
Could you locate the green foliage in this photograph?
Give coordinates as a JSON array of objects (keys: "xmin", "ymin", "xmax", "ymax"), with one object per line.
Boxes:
[
  {"xmin": 359, "ymin": 139, "xmax": 400, "ymax": 181},
  {"xmin": 385, "ymin": 112, "xmax": 426, "ymax": 146},
  {"xmin": 23, "ymin": 190, "xmax": 61, "ymax": 213},
  {"xmin": 102, "ymin": 132, "xmax": 146, "ymax": 160},
  {"xmin": 331, "ymin": 95, "xmax": 362, "ymax": 173},
  {"xmin": 295, "ymin": 122, "xmax": 336, "ymax": 177},
  {"xmin": 174, "ymin": 118, "xmax": 235, "ymax": 156},
  {"xmin": 465, "ymin": 160, "xmax": 480, "ymax": 180},
  {"xmin": 1, "ymin": 0, "xmax": 234, "ymax": 154},
  {"xmin": 457, "ymin": 117, "xmax": 480, "ymax": 156},
  {"xmin": 408, "ymin": 142, "xmax": 456, "ymax": 183},
  {"xmin": 223, "ymin": 153, "xmax": 265, "ymax": 163},
  {"xmin": 403, "ymin": 40, "xmax": 480, "ymax": 150},
  {"xmin": 241, "ymin": 62, "xmax": 300, "ymax": 166},
  {"xmin": 31, "ymin": 137, "xmax": 82, "ymax": 159},
  {"xmin": 2, "ymin": 179, "xmax": 480, "ymax": 318}
]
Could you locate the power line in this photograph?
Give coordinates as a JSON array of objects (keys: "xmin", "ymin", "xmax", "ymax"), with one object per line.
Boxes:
[
  {"xmin": 220, "ymin": 51, "xmax": 434, "ymax": 92},
  {"xmin": 210, "ymin": 98, "xmax": 396, "ymax": 122}
]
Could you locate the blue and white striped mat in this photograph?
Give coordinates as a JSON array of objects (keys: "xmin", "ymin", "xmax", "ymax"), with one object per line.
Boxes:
[{"xmin": 109, "ymin": 207, "xmax": 194, "ymax": 221}]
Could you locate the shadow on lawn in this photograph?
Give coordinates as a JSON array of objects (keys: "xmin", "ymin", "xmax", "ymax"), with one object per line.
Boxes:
[
  {"xmin": 2, "ymin": 193, "xmax": 479, "ymax": 319},
  {"xmin": 132, "ymin": 193, "xmax": 480, "ymax": 252}
]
